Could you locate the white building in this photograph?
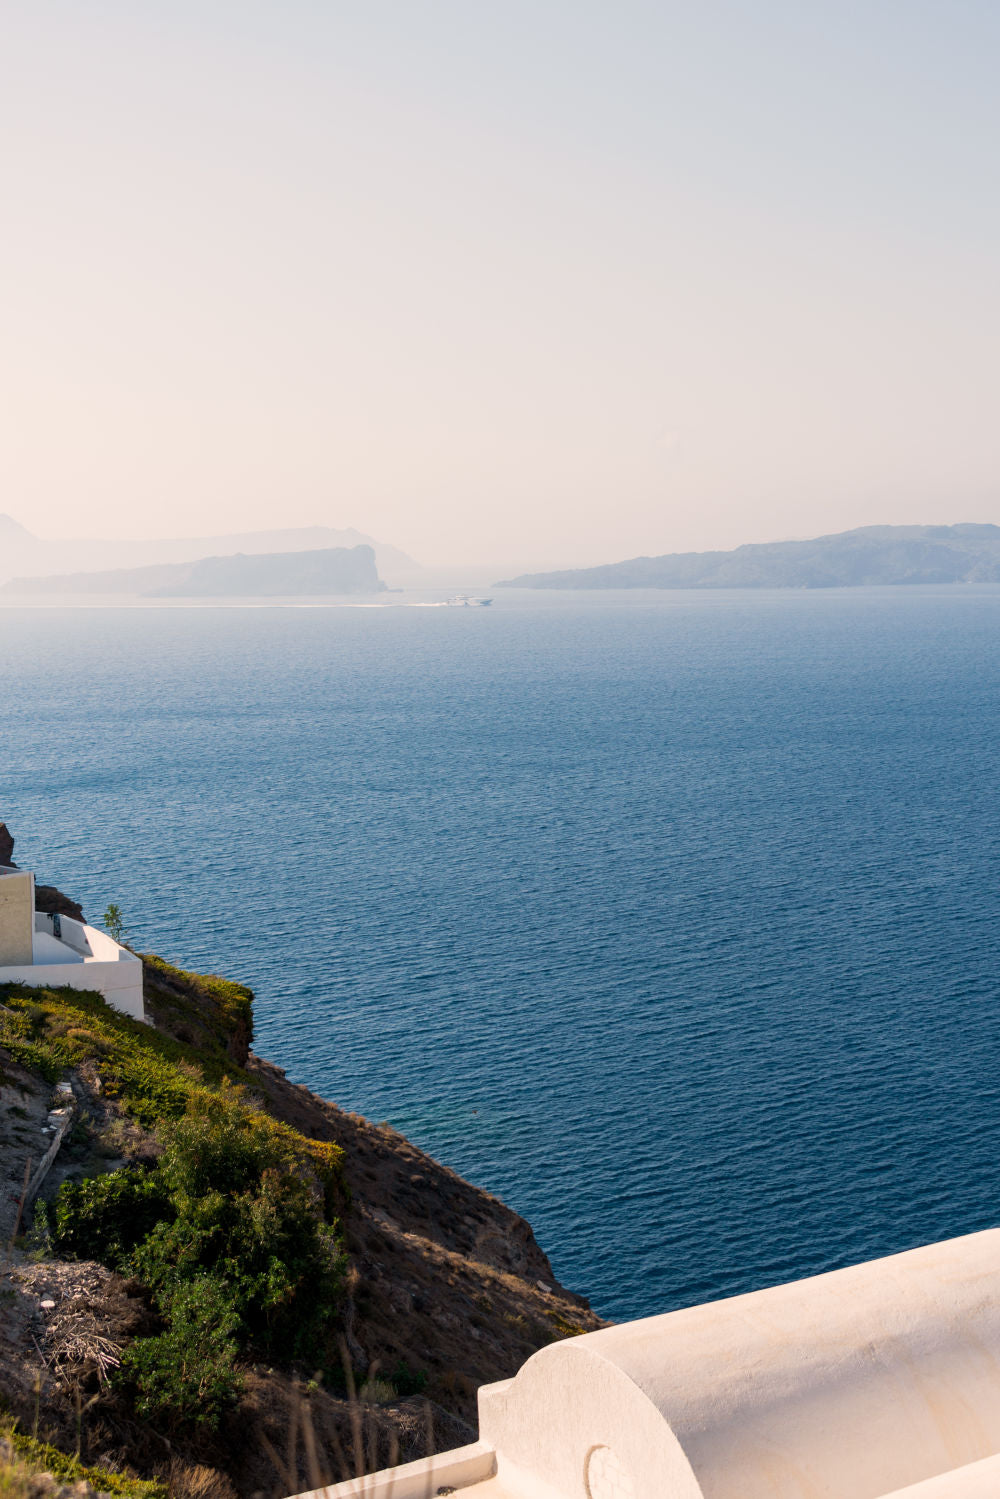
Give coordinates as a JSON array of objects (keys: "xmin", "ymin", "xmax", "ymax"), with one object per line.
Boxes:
[
  {"xmin": 304, "ymin": 1226, "xmax": 1000, "ymax": 1499},
  {"xmin": 0, "ymin": 865, "xmax": 144, "ymax": 1021}
]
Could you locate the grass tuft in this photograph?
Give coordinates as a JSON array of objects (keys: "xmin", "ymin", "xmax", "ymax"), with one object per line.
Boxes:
[{"xmin": 2, "ymin": 1424, "xmax": 167, "ymax": 1499}]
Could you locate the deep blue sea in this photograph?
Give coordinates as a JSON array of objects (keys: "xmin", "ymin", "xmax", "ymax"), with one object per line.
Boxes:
[{"xmin": 4, "ymin": 587, "xmax": 1000, "ymax": 1322}]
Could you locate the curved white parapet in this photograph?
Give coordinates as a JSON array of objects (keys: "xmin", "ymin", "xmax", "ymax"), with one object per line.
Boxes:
[{"xmin": 476, "ymin": 1227, "xmax": 1000, "ymax": 1499}]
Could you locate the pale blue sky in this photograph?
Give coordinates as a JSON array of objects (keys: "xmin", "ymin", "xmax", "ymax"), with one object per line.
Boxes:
[{"xmin": 4, "ymin": 2, "xmax": 998, "ymax": 567}]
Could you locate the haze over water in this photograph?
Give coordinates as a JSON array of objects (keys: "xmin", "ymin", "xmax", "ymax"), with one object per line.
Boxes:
[{"xmin": 4, "ymin": 588, "xmax": 1000, "ymax": 1321}]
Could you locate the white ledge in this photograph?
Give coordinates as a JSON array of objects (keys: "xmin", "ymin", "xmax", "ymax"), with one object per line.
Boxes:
[{"xmin": 290, "ymin": 1438, "xmax": 496, "ymax": 1499}]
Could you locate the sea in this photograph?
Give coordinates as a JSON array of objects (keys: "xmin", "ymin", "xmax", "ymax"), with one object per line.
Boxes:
[{"xmin": 3, "ymin": 586, "xmax": 1000, "ymax": 1323}]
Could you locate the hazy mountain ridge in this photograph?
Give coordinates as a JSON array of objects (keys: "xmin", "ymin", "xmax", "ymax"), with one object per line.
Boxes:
[
  {"xmin": 2, "ymin": 544, "xmax": 385, "ymax": 598},
  {"xmin": 500, "ymin": 524, "xmax": 1000, "ymax": 590},
  {"xmin": 0, "ymin": 515, "xmax": 420, "ymax": 586}
]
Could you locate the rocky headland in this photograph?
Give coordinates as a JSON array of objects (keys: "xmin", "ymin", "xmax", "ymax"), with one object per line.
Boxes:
[
  {"xmin": 500, "ymin": 522, "xmax": 1000, "ymax": 590},
  {"xmin": 2, "ymin": 545, "xmax": 385, "ymax": 600}
]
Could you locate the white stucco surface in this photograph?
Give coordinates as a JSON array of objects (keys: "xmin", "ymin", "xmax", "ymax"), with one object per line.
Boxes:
[
  {"xmin": 879, "ymin": 1455, "xmax": 1000, "ymax": 1498},
  {"xmin": 302, "ymin": 1227, "xmax": 1000, "ymax": 1499},
  {"xmin": 479, "ymin": 1226, "xmax": 1000, "ymax": 1499},
  {"xmin": 290, "ymin": 1440, "xmax": 497, "ymax": 1499},
  {"xmin": 0, "ymin": 868, "xmax": 35, "ymax": 965}
]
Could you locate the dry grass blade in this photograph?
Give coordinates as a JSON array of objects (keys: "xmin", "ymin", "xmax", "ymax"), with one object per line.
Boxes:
[
  {"xmin": 301, "ymin": 1397, "xmax": 323, "ymax": 1495},
  {"xmin": 338, "ymin": 1337, "xmax": 367, "ymax": 1487},
  {"xmin": 258, "ymin": 1427, "xmax": 296, "ymax": 1498},
  {"xmin": 422, "ymin": 1402, "xmax": 434, "ymax": 1499},
  {"xmin": 364, "ymin": 1361, "xmax": 382, "ymax": 1483}
]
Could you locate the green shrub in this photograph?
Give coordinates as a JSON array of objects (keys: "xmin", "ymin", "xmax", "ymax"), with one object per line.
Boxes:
[
  {"xmin": 102, "ymin": 904, "xmax": 127, "ymax": 944},
  {"xmin": 0, "ymin": 1038, "xmax": 61, "ymax": 1083},
  {"xmin": 0, "ymin": 1001, "xmax": 62, "ymax": 1080},
  {"xmin": 391, "ymin": 1359, "xmax": 428, "ymax": 1397},
  {"xmin": 97, "ymin": 1048, "xmax": 191, "ymax": 1129},
  {"xmin": 42, "ymin": 1167, "xmax": 172, "ymax": 1269},
  {"xmin": 118, "ymin": 1275, "xmax": 242, "ymax": 1429},
  {"xmin": 133, "ymin": 1085, "xmax": 346, "ymax": 1362}
]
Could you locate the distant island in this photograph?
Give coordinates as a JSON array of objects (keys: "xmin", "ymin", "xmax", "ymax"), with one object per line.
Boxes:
[
  {"xmin": 499, "ymin": 524, "xmax": 1000, "ymax": 590},
  {"xmin": 0, "ymin": 513, "xmax": 421, "ymax": 587},
  {"xmin": 2, "ymin": 543, "xmax": 386, "ymax": 598}
]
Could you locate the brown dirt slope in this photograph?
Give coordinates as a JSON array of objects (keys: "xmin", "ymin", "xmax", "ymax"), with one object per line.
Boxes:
[{"xmin": 247, "ymin": 1055, "xmax": 600, "ymax": 1418}]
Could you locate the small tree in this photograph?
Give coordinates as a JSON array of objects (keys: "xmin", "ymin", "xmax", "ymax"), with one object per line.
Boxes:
[{"xmin": 102, "ymin": 903, "xmax": 126, "ymax": 944}]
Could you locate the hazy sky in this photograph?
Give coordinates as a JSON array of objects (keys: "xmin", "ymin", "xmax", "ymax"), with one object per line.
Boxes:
[{"xmin": 5, "ymin": 2, "xmax": 999, "ymax": 568}]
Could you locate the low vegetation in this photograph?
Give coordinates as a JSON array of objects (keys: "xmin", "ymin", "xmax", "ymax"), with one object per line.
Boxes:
[
  {"xmin": 2, "ymin": 965, "xmax": 346, "ymax": 1440},
  {"xmin": 0, "ymin": 971, "xmax": 254, "ymax": 1124},
  {"xmin": 1, "ymin": 1426, "xmax": 167, "ymax": 1499}
]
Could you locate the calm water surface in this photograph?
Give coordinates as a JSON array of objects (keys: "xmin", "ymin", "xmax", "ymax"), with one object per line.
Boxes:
[{"xmin": 3, "ymin": 588, "xmax": 1000, "ymax": 1320}]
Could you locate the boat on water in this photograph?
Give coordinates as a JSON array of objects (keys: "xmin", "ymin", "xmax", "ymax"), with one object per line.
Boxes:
[{"xmin": 444, "ymin": 595, "xmax": 492, "ymax": 607}]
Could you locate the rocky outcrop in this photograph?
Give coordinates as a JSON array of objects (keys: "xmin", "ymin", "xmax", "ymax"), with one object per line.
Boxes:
[
  {"xmin": 0, "ymin": 823, "xmax": 84, "ymax": 920},
  {"xmin": 33, "ymin": 888, "xmax": 85, "ymax": 924}
]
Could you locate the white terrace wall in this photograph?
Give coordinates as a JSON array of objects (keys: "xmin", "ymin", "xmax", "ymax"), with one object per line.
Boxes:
[{"xmin": 0, "ymin": 913, "xmax": 145, "ymax": 1021}]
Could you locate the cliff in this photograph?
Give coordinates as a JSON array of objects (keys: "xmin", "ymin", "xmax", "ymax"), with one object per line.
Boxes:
[
  {"xmin": 2, "ymin": 545, "xmax": 386, "ymax": 599},
  {"xmin": 500, "ymin": 522, "xmax": 1000, "ymax": 590},
  {"xmin": 0, "ymin": 517, "xmax": 420, "ymax": 589},
  {"xmin": 0, "ymin": 927, "xmax": 601, "ymax": 1497}
]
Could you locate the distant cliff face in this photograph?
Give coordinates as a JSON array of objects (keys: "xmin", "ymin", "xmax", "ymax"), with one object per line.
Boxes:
[
  {"xmin": 0, "ymin": 517, "xmax": 419, "ymax": 587},
  {"xmin": 500, "ymin": 523, "xmax": 1000, "ymax": 590},
  {"xmin": 149, "ymin": 543, "xmax": 386, "ymax": 596},
  {"xmin": 4, "ymin": 544, "xmax": 387, "ymax": 598}
]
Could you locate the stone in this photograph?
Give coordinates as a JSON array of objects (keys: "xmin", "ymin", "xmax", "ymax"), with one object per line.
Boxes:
[{"xmin": 33, "ymin": 885, "xmax": 85, "ymax": 923}]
